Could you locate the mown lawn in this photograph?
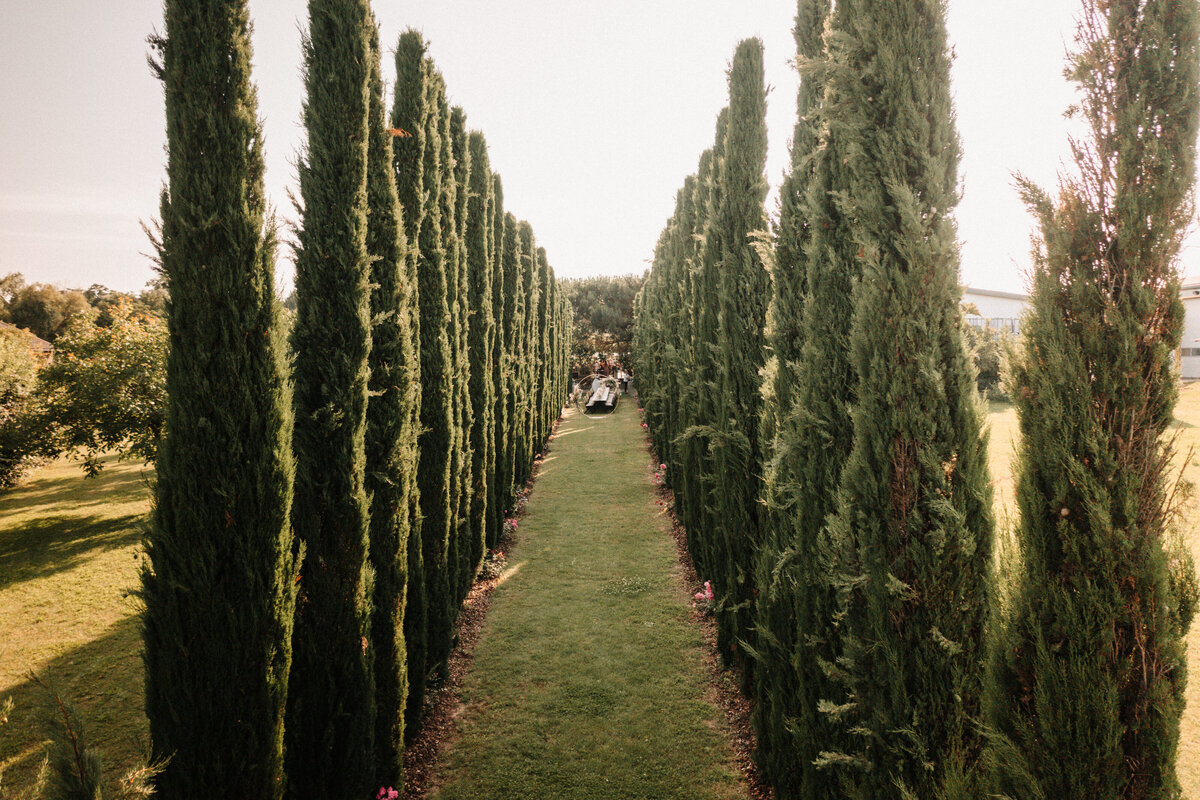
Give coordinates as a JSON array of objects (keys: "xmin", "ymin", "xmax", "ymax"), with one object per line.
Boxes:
[
  {"xmin": 428, "ymin": 401, "xmax": 747, "ymax": 800},
  {"xmin": 0, "ymin": 454, "xmax": 150, "ymax": 795}
]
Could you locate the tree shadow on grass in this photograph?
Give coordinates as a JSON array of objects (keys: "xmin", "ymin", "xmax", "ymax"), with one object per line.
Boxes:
[
  {"xmin": 0, "ymin": 513, "xmax": 145, "ymax": 594},
  {"xmin": 0, "ymin": 465, "xmax": 150, "ymax": 518},
  {"xmin": 0, "ymin": 614, "xmax": 147, "ymax": 796}
]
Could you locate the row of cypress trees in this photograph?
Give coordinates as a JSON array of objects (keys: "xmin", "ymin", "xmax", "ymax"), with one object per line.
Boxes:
[
  {"xmin": 633, "ymin": 0, "xmax": 1199, "ymax": 798},
  {"xmin": 142, "ymin": 1, "xmax": 571, "ymax": 798}
]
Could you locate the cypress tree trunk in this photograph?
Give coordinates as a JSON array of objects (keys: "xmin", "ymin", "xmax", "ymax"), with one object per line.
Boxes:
[
  {"xmin": 285, "ymin": 0, "xmax": 376, "ymax": 795},
  {"xmin": 752, "ymin": 2, "xmax": 842, "ymax": 796},
  {"xmin": 710, "ymin": 37, "xmax": 770, "ymax": 667},
  {"xmin": 989, "ymin": 2, "xmax": 1199, "ymax": 797},
  {"xmin": 465, "ymin": 131, "xmax": 496, "ymax": 586},
  {"xmin": 489, "ymin": 176, "xmax": 509, "ymax": 545},
  {"xmin": 820, "ymin": 1, "xmax": 994, "ymax": 795},
  {"xmin": 389, "ymin": 28, "xmax": 431, "ymax": 738},
  {"xmin": 364, "ymin": 14, "xmax": 418, "ymax": 788},
  {"xmin": 143, "ymin": 1, "xmax": 297, "ymax": 795}
]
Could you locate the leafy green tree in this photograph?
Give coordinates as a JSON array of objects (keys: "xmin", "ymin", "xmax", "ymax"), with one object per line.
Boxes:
[
  {"xmin": 364, "ymin": 14, "xmax": 418, "ymax": 787},
  {"xmin": 285, "ymin": 0, "xmax": 375, "ymax": 794},
  {"xmin": 6, "ymin": 284, "xmax": 90, "ymax": 343},
  {"xmin": 752, "ymin": 3, "xmax": 835, "ymax": 795},
  {"xmin": 989, "ymin": 1, "xmax": 1200, "ymax": 797},
  {"xmin": 29, "ymin": 304, "xmax": 166, "ymax": 474},
  {"xmin": 140, "ymin": 0, "xmax": 297, "ymax": 795},
  {"xmin": 819, "ymin": 1, "xmax": 994, "ymax": 795},
  {"xmin": 514, "ymin": 221, "xmax": 536, "ymax": 489},
  {"xmin": 562, "ymin": 275, "xmax": 644, "ymax": 371}
]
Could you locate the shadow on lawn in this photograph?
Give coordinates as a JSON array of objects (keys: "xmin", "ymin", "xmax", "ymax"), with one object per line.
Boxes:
[
  {"xmin": 0, "ymin": 614, "xmax": 147, "ymax": 795},
  {"xmin": 0, "ymin": 513, "xmax": 145, "ymax": 594},
  {"xmin": 1, "ymin": 466, "xmax": 150, "ymax": 517}
]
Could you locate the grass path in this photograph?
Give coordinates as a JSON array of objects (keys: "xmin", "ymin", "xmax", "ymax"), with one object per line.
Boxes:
[{"xmin": 428, "ymin": 399, "xmax": 748, "ymax": 800}]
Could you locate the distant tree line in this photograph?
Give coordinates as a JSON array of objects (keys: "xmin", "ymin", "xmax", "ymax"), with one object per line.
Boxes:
[
  {"xmin": 633, "ymin": 1, "xmax": 1199, "ymax": 799},
  {"xmin": 561, "ymin": 274, "xmax": 643, "ymax": 372}
]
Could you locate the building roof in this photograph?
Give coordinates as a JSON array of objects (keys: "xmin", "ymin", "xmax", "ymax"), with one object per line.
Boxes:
[
  {"xmin": 0, "ymin": 321, "xmax": 52, "ymax": 353},
  {"xmin": 963, "ymin": 286, "xmax": 1029, "ymax": 301}
]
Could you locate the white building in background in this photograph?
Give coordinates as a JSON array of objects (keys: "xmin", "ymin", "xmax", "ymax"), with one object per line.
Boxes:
[
  {"xmin": 962, "ymin": 287, "xmax": 1029, "ymax": 334},
  {"xmin": 959, "ymin": 280, "xmax": 1200, "ymax": 380},
  {"xmin": 1180, "ymin": 276, "xmax": 1200, "ymax": 379}
]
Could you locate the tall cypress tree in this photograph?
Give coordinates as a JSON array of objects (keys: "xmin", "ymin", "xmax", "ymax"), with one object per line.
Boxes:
[
  {"xmin": 819, "ymin": 1, "xmax": 994, "ymax": 795},
  {"xmin": 389, "ymin": 28, "xmax": 432, "ymax": 737},
  {"xmin": 447, "ymin": 106, "xmax": 476, "ymax": 607},
  {"xmin": 143, "ymin": 1, "xmax": 297, "ymax": 795},
  {"xmin": 682, "ymin": 111, "xmax": 727, "ymax": 581},
  {"xmin": 364, "ymin": 13, "xmax": 418, "ymax": 788},
  {"xmin": 489, "ymin": 176, "xmax": 510, "ymax": 544},
  {"xmin": 285, "ymin": 0, "xmax": 376, "ymax": 795},
  {"xmin": 500, "ymin": 212, "xmax": 524, "ymax": 517},
  {"xmin": 534, "ymin": 247, "xmax": 552, "ymax": 449},
  {"xmin": 752, "ymin": 2, "xmax": 841, "ymax": 796},
  {"xmin": 989, "ymin": 1, "xmax": 1199, "ymax": 796},
  {"xmin": 675, "ymin": 152, "xmax": 713, "ymax": 542},
  {"xmin": 710, "ymin": 37, "xmax": 770, "ymax": 666},
  {"xmin": 465, "ymin": 131, "xmax": 496, "ymax": 586},
  {"xmin": 514, "ymin": 221, "xmax": 537, "ymax": 488}
]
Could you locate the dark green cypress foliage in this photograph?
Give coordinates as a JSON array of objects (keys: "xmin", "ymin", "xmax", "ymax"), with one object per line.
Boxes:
[
  {"xmin": 489, "ymin": 176, "xmax": 509, "ymax": 543},
  {"xmin": 401, "ymin": 57, "xmax": 455, "ymax": 722},
  {"xmin": 989, "ymin": 1, "xmax": 1199, "ymax": 796},
  {"xmin": 500, "ymin": 212, "xmax": 524, "ymax": 515},
  {"xmin": 710, "ymin": 38, "xmax": 770, "ymax": 666},
  {"xmin": 515, "ymin": 221, "xmax": 537, "ymax": 488},
  {"xmin": 285, "ymin": 0, "xmax": 376, "ymax": 794},
  {"xmin": 673, "ymin": 158, "xmax": 711, "ymax": 539},
  {"xmin": 445, "ymin": 104, "xmax": 472, "ymax": 611},
  {"xmin": 364, "ymin": 14, "xmax": 417, "ymax": 787},
  {"xmin": 142, "ymin": 0, "xmax": 296, "ymax": 795},
  {"xmin": 420, "ymin": 67, "xmax": 457, "ymax": 685},
  {"xmin": 819, "ymin": 1, "xmax": 993, "ymax": 795},
  {"xmin": 534, "ymin": 247, "xmax": 552, "ymax": 448},
  {"xmin": 752, "ymin": 2, "xmax": 837, "ymax": 795},
  {"xmin": 683, "ymin": 111, "xmax": 727, "ymax": 582},
  {"xmin": 389, "ymin": 28, "xmax": 432, "ymax": 737},
  {"xmin": 465, "ymin": 131, "xmax": 496, "ymax": 586}
]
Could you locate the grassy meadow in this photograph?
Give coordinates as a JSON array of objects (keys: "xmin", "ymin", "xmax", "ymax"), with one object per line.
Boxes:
[{"xmin": 3, "ymin": 384, "xmax": 1200, "ymax": 795}]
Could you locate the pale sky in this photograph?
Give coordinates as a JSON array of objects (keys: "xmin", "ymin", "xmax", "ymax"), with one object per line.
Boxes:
[{"xmin": 1, "ymin": 1, "xmax": 1196, "ymax": 296}]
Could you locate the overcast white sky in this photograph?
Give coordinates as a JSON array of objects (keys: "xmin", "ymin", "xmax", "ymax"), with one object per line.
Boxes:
[{"xmin": 1, "ymin": 1, "xmax": 1196, "ymax": 296}]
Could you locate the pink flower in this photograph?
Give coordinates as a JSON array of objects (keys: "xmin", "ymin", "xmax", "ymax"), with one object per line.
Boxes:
[
  {"xmin": 659, "ymin": 463, "xmax": 666, "ymax": 470},
  {"xmin": 641, "ymin": 422, "xmax": 648, "ymax": 429},
  {"xmin": 377, "ymin": 787, "xmax": 398, "ymax": 800}
]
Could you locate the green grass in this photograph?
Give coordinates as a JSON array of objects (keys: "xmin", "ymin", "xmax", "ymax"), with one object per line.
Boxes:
[
  {"xmin": 0, "ymin": 453, "xmax": 150, "ymax": 795},
  {"xmin": 429, "ymin": 400, "xmax": 747, "ymax": 800}
]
